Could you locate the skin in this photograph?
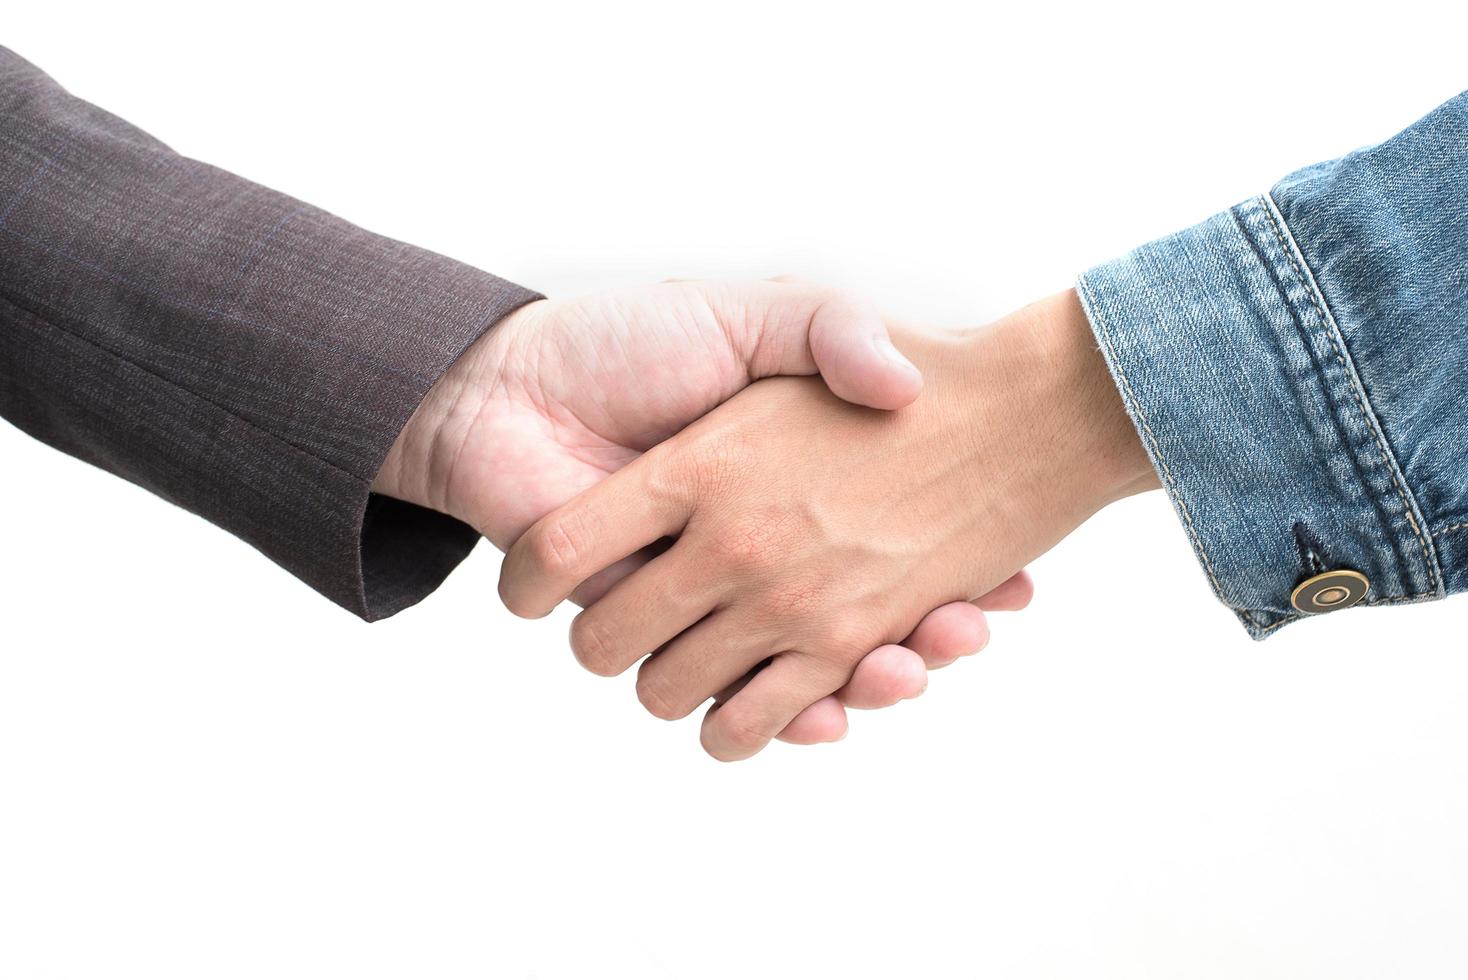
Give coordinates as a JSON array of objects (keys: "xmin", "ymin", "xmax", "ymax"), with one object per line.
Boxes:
[
  {"xmin": 373, "ymin": 280, "xmax": 1034, "ymax": 744},
  {"xmin": 500, "ymin": 289, "xmax": 1160, "ymax": 761}
]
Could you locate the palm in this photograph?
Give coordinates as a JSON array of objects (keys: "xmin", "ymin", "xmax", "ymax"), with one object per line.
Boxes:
[{"xmin": 444, "ymin": 284, "xmax": 814, "ymax": 548}]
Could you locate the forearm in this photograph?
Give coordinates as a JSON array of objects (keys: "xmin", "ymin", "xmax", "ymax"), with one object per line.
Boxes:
[
  {"xmin": 1078, "ymin": 90, "xmax": 1468, "ymax": 636},
  {"xmin": 0, "ymin": 46, "xmax": 540, "ymax": 619}
]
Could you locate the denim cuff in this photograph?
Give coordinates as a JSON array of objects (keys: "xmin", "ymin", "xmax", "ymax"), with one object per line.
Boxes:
[{"xmin": 1076, "ymin": 194, "xmax": 1442, "ymax": 638}]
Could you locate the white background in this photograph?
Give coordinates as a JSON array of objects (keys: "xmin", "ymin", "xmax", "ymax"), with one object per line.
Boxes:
[{"xmin": 3, "ymin": 2, "xmax": 1467, "ymax": 977}]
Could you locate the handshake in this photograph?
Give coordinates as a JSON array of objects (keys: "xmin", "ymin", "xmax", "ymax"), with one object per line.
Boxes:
[{"xmin": 375, "ymin": 280, "xmax": 1159, "ymax": 760}]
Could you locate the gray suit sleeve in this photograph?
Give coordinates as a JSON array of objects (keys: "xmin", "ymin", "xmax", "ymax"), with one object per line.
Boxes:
[{"xmin": 0, "ymin": 46, "xmax": 542, "ymax": 620}]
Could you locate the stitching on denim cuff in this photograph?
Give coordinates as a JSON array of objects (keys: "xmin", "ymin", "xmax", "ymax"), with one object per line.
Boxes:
[
  {"xmin": 1435, "ymin": 522, "xmax": 1468, "ymax": 539},
  {"xmin": 1077, "ymin": 275, "xmax": 1263, "ymax": 628},
  {"xmin": 1252, "ymin": 614, "xmax": 1298, "ymax": 637},
  {"xmin": 1258, "ymin": 194, "xmax": 1442, "ymax": 599},
  {"xmin": 1252, "ymin": 588, "xmax": 1442, "ymax": 638}
]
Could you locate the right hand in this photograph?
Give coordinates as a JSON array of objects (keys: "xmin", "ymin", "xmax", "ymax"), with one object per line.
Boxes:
[
  {"xmin": 499, "ymin": 290, "xmax": 1153, "ymax": 760},
  {"xmin": 374, "ymin": 280, "xmax": 1034, "ymax": 744}
]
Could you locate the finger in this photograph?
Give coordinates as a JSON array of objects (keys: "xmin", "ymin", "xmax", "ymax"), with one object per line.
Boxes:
[
  {"xmin": 835, "ymin": 644, "xmax": 930, "ymax": 709},
  {"xmin": 710, "ymin": 662, "xmax": 763, "ymax": 705},
  {"xmin": 819, "ymin": 573, "xmax": 1037, "ymax": 721},
  {"xmin": 806, "ymin": 293, "xmax": 922, "ymax": 410},
  {"xmin": 566, "ymin": 536, "xmax": 682, "ymax": 607},
  {"xmin": 700, "ymin": 654, "xmax": 846, "ymax": 762},
  {"xmin": 635, "ymin": 611, "xmax": 777, "ymax": 721},
  {"xmin": 569, "ymin": 548, "xmax": 719, "ymax": 677},
  {"xmin": 566, "ymin": 550, "xmax": 651, "ymax": 608},
  {"xmin": 718, "ymin": 662, "xmax": 854, "ymax": 744},
  {"xmin": 977, "ymin": 570, "xmax": 1034, "ymax": 611},
  {"xmin": 896, "ymin": 570, "xmax": 1035, "ymax": 669},
  {"xmin": 499, "ymin": 451, "xmax": 690, "ymax": 618},
  {"xmin": 775, "ymin": 695, "xmax": 850, "ymax": 745},
  {"xmin": 903, "ymin": 602, "xmax": 991, "ymax": 669},
  {"xmin": 703, "ymin": 281, "xmax": 922, "ymax": 412}
]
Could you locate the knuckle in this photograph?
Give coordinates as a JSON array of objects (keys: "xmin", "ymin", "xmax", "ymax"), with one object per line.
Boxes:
[
  {"xmin": 715, "ymin": 512, "xmax": 789, "ymax": 572},
  {"xmin": 569, "ymin": 615, "xmax": 623, "ymax": 677},
  {"xmin": 809, "ymin": 288, "xmax": 870, "ymax": 330},
  {"xmin": 529, "ymin": 515, "xmax": 584, "ymax": 578},
  {"xmin": 641, "ymin": 441, "xmax": 704, "ymax": 509},
  {"xmin": 641, "ymin": 428, "xmax": 756, "ymax": 525},
  {"xmin": 642, "ymin": 459, "xmax": 689, "ymax": 511},
  {"xmin": 710, "ymin": 707, "xmax": 769, "ymax": 756},
  {"xmin": 635, "ymin": 672, "xmax": 689, "ymax": 721},
  {"xmin": 685, "ymin": 429, "xmax": 748, "ymax": 501}
]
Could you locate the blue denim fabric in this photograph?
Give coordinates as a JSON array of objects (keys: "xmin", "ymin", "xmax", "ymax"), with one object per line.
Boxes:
[{"xmin": 1077, "ymin": 91, "xmax": 1468, "ymax": 638}]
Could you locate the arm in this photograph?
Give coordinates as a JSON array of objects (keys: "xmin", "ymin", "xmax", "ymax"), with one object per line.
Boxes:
[
  {"xmin": 495, "ymin": 91, "xmax": 1468, "ymax": 760},
  {"xmin": 0, "ymin": 47, "xmax": 1028, "ymax": 743},
  {"xmin": 0, "ymin": 45, "xmax": 539, "ymax": 620},
  {"xmin": 0, "ymin": 46, "xmax": 991, "ymax": 629},
  {"xmin": 1079, "ymin": 90, "xmax": 1468, "ymax": 636}
]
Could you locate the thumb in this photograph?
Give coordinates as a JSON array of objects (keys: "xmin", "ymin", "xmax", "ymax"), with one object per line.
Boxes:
[
  {"xmin": 707, "ymin": 280, "xmax": 923, "ymax": 411},
  {"xmin": 806, "ymin": 292, "xmax": 924, "ymax": 410}
]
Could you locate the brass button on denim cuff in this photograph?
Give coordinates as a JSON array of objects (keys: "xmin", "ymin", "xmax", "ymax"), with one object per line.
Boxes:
[{"xmin": 1291, "ymin": 569, "xmax": 1370, "ymax": 614}]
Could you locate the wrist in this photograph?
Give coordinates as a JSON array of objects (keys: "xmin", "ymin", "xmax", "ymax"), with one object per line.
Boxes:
[
  {"xmin": 372, "ymin": 300, "xmax": 543, "ymax": 518},
  {"xmin": 942, "ymin": 290, "xmax": 1156, "ymax": 538},
  {"xmin": 1021, "ymin": 288, "xmax": 1158, "ymax": 508}
]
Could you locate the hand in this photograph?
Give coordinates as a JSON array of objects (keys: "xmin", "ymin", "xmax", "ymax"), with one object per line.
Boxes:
[
  {"xmin": 499, "ymin": 290, "xmax": 1157, "ymax": 760},
  {"xmin": 373, "ymin": 280, "xmax": 1034, "ymax": 741}
]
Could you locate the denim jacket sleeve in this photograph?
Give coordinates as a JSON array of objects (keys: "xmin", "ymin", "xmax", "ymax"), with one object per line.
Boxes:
[{"xmin": 1076, "ymin": 91, "xmax": 1468, "ymax": 638}]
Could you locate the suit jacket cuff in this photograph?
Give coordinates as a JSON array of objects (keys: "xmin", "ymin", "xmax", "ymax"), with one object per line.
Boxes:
[{"xmin": 0, "ymin": 46, "xmax": 541, "ymax": 621}]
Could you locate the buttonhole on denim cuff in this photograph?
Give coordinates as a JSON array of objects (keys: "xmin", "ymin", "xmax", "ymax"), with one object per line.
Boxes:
[{"xmin": 1293, "ymin": 521, "xmax": 1329, "ymax": 578}]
